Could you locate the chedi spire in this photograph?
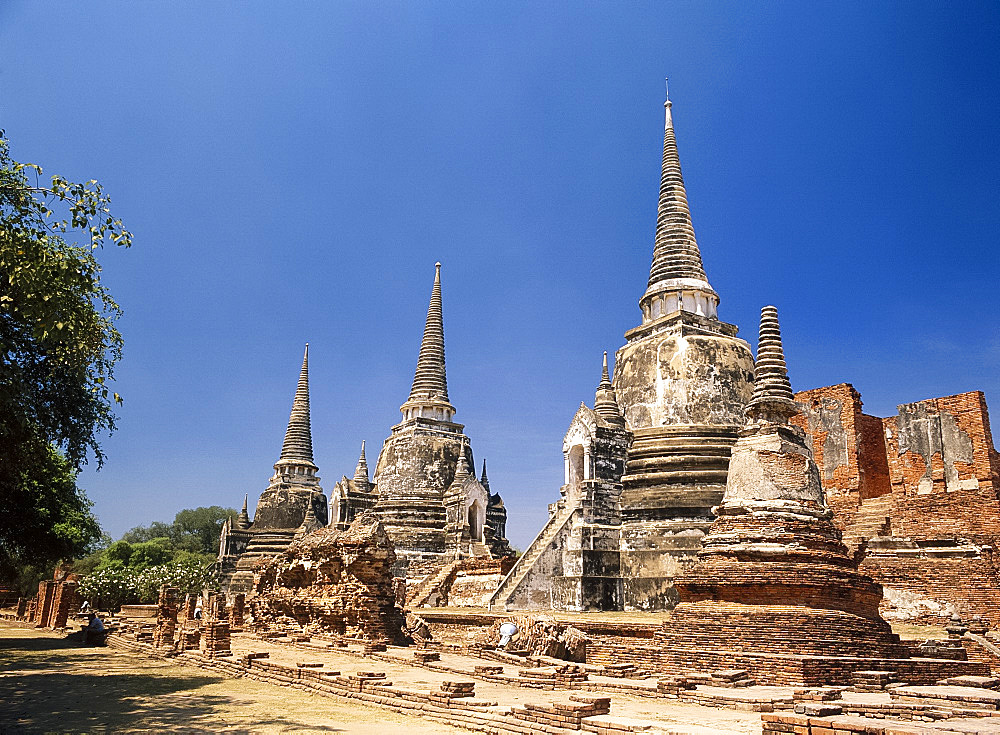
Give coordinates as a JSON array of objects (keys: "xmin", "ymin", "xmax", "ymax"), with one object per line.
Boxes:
[
  {"xmin": 746, "ymin": 305, "xmax": 797, "ymax": 424},
  {"xmin": 480, "ymin": 459, "xmax": 490, "ymax": 493},
  {"xmin": 277, "ymin": 344, "xmax": 317, "ymax": 470},
  {"xmin": 594, "ymin": 351, "xmax": 626, "ymax": 427},
  {"xmin": 400, "ymin": 263, "xmax": 457, "ymax": 423},
  {"xmin": 639, "ymin": 81, "xmax": 720, "ymax": 324},
  {"xmin": 353, "ymin": 441, "xmax": 370, "ymax": 485}
]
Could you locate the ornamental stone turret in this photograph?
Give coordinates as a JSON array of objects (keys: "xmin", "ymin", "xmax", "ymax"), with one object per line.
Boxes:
[
  {"xmin": 330, "ymin": 441, "xmax": 377, "ymax": 530},
  {"xmin": 234, "ymin": 495, "xmax": 251, "ymax": 531},
  {"xmin": 353, "ymin": 440, "xmax": 371, "ymax": 491},
  {"xmin": 594, "ymin": 352, "xmax": 626, "ymax": 428}
]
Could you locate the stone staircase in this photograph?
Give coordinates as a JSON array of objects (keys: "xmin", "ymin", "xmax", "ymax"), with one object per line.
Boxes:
[
  {"xmin": 407, "ymin": 559, "xmax": 462, "ymax": 608},
  {"xmin": 488, "ymin": 504, "xmax": 575, "ymax": 611},
  {"xmin": 469, "ymin": 540, "xmax": 491, "ymax": 557},
  {"xmin": 841, "ymin": 495, "xmax": 893, "ymax": 556}
]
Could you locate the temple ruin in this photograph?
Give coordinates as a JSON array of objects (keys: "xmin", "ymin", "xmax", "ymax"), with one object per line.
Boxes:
[
  {"xmin": 794, "ymin": 383, "xmax": 1000, "ymax": 623},
  {"xmin": 220, "ymin": 264, "xmax": 513, "ymax": 598},
  {"xmin": 492, "ymin": 87, "xmax": 754, "ymax": 612}
]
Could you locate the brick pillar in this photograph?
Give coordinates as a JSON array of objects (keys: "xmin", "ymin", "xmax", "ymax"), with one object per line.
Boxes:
[
  {"xmin": 181, "ymin": 594, "xmax": 197, "ymax": 621},
  {"xmin": 34, "ymin": 581, "xmax": 55, "ymax": 627},
  {"xmin": 49, "ymin": 581, "xmax": 78, "ymax": 628},
  {"xmin": 15, "ymin": 597, "xmax": 27, "ymax": 619},
  {"xmin": 154, "ymin": 585, "xmax": 180, "ymax": 648},
  {"xmin": 231, "ymin": 593, "xmax": 245, "ymax": 627},
  {"xmin": 199, "ymin": 621, "xmax": 231, "ymax": 656}
]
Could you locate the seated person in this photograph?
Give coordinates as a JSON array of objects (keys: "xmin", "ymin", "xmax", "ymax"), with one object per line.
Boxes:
[{"xmin": 82, "ymin": 612, "xmax": 105, "ymax": 644}]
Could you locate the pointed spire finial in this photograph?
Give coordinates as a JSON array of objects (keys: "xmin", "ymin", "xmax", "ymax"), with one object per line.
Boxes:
[
  {"xmin": 402, "ymin": 262, "xmax": 455, "ymax": 421},
  {"xmin": 353, "ymin": 440, "xmax": 370, "ymax": 486},
  {"xmin": 453, "ymin": 450, "xmax": 471, "ymax": 485},
  {"xmin": 663, "ymin": 77, "xmax": 673, "ymax": 127},
  {"xmin": 600, "ymin": 351, "xmax": 611, "ymax": 387},
  {"xmin": 235, "ymin": 494, "xmax": 251, "ymax": 530},
  {"xmin": 746, "ymin": 305, "xmax": 797, "ymax": 423},
  {"xmin": 594, "ymin": 351, "xmax": 626, "ymax": 427},
  {"xmin": 480, "ymin": 458, "xmax": 490, "ymax": 492},
  {"xmin": 278, "ymin": 344, "xmax": 317, "ymax": 468},
  {"xmin": 648, "ymin": 85, "xmax": 707, "ymax": 285},
  {"xmin": 638, "ymin": 83, "xmax": 720, "ymax": 325}
]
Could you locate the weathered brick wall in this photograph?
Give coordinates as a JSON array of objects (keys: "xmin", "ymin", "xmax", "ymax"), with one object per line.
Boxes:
[
  {"xmin": 889, "ymin": 486, "xmax": 1000, "ymax": 547},
  {"xmin": 863, "ymin": 550, "xmax": 1000, "ymax": 623},
  {"xmin": 856, "ymin": 412, "xmax": 891, "ymax": 501},
  {"xmin": 792, "ymin": 386, "xmax": 1000, "ymax": 623},
  {"xmin": 792, "ymin": 384, "xmax": 891, "ymax": 528},
  {"xmin": 883, "ymin": 391, "xmax": 997, "ymax": 495}
]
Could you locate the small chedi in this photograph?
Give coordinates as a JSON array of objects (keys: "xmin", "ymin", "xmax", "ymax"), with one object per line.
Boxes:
[
  {"xmin": 652, "ymin": 307, "xmax": 981, "ymax": 684},
  {"xmin": 249, "ymin": 511, "xmax": 407, "ymax": 643}
]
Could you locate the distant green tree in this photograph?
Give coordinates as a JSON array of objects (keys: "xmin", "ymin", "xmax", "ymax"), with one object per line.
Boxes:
[
  {"xmin": 172, "ymin": 506, "xmax": 236, "ymax": 554},
  {"xmin": 0, "ymin": 130, "xmax": 131, "ymax": 582},
  {"xmin": 121, "ymin": 506, "xmax": 237, "ymax": 556},
  {"xmin": 120, "ymin": 521, "xmax": 174, "ymax": 545},
  {"xmin": 126, "ymin": 539, "xmax": 173, "ymax": 570}
]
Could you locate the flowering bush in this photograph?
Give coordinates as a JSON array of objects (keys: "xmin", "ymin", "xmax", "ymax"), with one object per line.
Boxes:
[
  {"xmin": 77, "ymin": 565, "xmax": 141, "ymax": 609},
  {"xmin": 136, "ymin": 558, "xmax": 215, "ymax": 601},
  {"xmin": 78, "ymin": 558, "xmax": 216, "ymax": 609}
]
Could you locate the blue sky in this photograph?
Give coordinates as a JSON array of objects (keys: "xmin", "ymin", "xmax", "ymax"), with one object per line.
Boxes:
[{"xmin": 1, "ymin": 2, "xmax": 997, "ymax": 550}]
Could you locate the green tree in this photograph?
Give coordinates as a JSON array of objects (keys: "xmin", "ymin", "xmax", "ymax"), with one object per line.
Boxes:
[
  {"xmin": 120, "ymin": 521, "xmax": 174, "ymax": 545},
  {"xmin": 172, "ymin": 506, "xmax": 236, "ymax": 554},
  {"xmin": 121, "ymin": 506, "xmax": 237, "ymax": 555},
  {"xmin": 0, "ymin": 130, "xmax": 132, "ymax": 582}
]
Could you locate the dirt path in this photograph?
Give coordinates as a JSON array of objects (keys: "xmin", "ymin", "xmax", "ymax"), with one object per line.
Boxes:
[{"xmin": 0, "ymin": 623, "xmax": 463, "ymax": 734}]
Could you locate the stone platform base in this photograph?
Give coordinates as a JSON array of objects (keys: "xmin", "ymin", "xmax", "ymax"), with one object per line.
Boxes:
[{"xmin": 591, "ymin": 641, "xmax": 987, "ymax": 686}]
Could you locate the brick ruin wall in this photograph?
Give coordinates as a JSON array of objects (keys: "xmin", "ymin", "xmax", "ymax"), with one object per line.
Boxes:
[
  {"xmin": 882, "ymin": 391, "xmax": 1000, "ymax": 498},
  {"xmin": 445, "ymin": 557, "xmax": 515, "ymax": 607},
  {"xmin": 794, "ymin": 385, "xmax": 1000, "ymax": 622},
  {"xmin": 791, "ymin": 384, "xmax": 891, "ymax": 529},
  {"xmin": 862, "ymin": 550, "xmax": 1000, "ymax": 623}
]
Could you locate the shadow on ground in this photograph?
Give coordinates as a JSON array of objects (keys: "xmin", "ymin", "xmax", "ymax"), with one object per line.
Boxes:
[{"xmin": 0, "ymin": 634, "xmax": 345, "ymax": 733}]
